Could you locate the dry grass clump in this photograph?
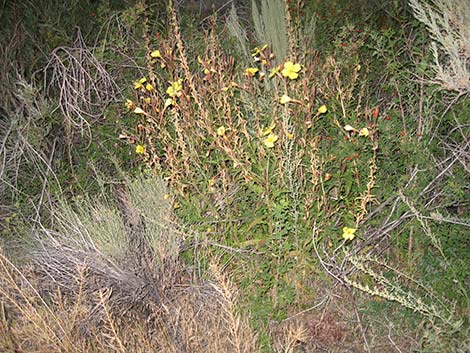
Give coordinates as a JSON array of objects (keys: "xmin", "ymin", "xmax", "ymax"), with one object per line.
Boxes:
[
  {"xmin": 0, "ymin": 178, "xmax": 259, "ymax": 353},
  {"xmin": 44, "ymin": 28, "xmax": 119, "ymax": 133}
]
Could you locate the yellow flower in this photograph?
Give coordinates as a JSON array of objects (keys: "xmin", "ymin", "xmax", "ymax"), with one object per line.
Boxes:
[
  {"xmin": 359, "ymin": 127, "xmax": 370, "ymax": 137},
  {"xmin": 281, "ymin": 61, "xmax": 301, "ymax": 80},
  {"xmin": 217, "ymin": 126, "xmax": 226, "ymax": 136},
  {"xmin": 287, "ymin": 132, "xmax": 294, "ymax": 140},
  {"xmin": 342, "ymin": 227, "xmax": 357, "ymax": 241},
  {"xmin": 343, "ymin": 124, "xmax": 356, "ymax": 132},
  {"xmin": 263, "ymin": 133, "xmax": 278, "ymax": 148},
  {"xmin": 135, "ymin": 145, "xmax": 145, "ymax": 154},
  {"xmin": 280, "ymin": 94, "xmax": 292, "ymax": 104},
  {"xmin": 245, "ymin": 67, "xmax": 259, "ymax": 77},
  {"xmin": 150, "ymin": 49, "xmax": 161, "ymax": 58},
  {"xmin": 144, "ymin": 97, "xmax": 151, "ymax": 104},
  {"xmin": 145, "ymin": 83, "xmax": 154, "ymax": 91},
  {"xmin": 260, "ymin": 122, "xmax": 276, "ymax": 136},
  {"xmin": 125, "ymin": 99, "xmax": 133, "ymax": 110},
  {"xmin": 133, "ymin": 107, "xmax": 145, "ymax": 114},
  {"xmin": 269, "ymin": 65, "xmax": 281, "ymax": 78},
  {"xmin": 163, "ymin": 194, "xmax": 170, "ymax": 200},
  {"xmin": 317, "ymin": 105, "xmax": 327, "ymax": 114},
  {"xmin": 166, "ymin": 79, "xmax": 183, "ymax": 97},
  {"xmin": 133, "ymin": 77, "xmax": 147, "ymax": 89}
]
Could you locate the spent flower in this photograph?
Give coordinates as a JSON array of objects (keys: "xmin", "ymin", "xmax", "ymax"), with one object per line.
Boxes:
[
  {"xmin": 280, "ymin": 95, "xmax": 292, "ymax": 104},
  {"xmin": 164, "ymin": 98, "xmax": 175, "ymax": 108},
  {"xmin": 133, "ymin": 107, "xmax": 145, "ymax": 115}
]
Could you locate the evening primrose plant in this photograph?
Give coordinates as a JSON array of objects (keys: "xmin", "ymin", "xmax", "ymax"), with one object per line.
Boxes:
[{"xmin": 117, "ymin": 1, "xmax": 381, "ymax": 326}]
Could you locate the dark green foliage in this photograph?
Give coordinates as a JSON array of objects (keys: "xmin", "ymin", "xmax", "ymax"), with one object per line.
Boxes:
[{"xmin": 0, "ymin": 0, "xmax": 469, "ymax": 352}]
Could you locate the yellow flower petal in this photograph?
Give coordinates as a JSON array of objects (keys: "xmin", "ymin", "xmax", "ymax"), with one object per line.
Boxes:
[
  {"xmin": 145, "ymin": 83, "xmax": 154, "ymax": 91},
  {"xmin": 217, "ymin": 126, "xmax": 226, "ymax": 136},
  {"xmin": 317, "ymin": 105, "xmax": 327, "ymax": 114},
  {"xmin": 359, "ymin": 127, "xmax": 370, "ymax": 137},
  {"xmin": 245, "ymin": 67, "xmax": 259, "ymax": 77},
  {"xmin": 260, "ymin": 122, "xmax": 276, "ymax": 136},
  {"xmin": 343, "ymin": 124, "xmax": 356, "ymax": 132},
  {"xmin": 144, "ymin": 97, "xmax": 151, "ymax": 104},
  {"xmin": 135, "ymin": 145, "xmax": 145, "ymax": 154},
  {"xmin": 150, "ymin": 49, "xmax": 161, "ymax": 58},
  {"xmin": 133, "ymin": 107, "xmax": 145, "ymax": 114},
  {"xmin": 287, "ymin": 132, "xmax": 294, "ymax": 140},
  {"xmin": 125, "ymin": 99, "xmax": 133, "ymax": 109},
  {"xmin": 263, "ymin": 133, "xmax": 278, "ymax": 148},
  {"xmin": 280, "ymin": 94, "xmax": 292, "ymax": 104},
  {"xmin": 133, "ymin": 77, "xmax": 147, "ymax": 89},
  {"xmin": 166, "ymin": 79, "xmax": 183, "ymax": 97},
  {"xmin": 281, "ymin": 61, "xmax": 301, "ymax": 80},
  {"xmin": 342, "ymin": 227, "xmax": 357, "ymax": 241}
]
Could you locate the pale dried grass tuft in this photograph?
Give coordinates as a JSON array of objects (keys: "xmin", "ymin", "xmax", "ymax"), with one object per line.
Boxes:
[{"xmin": 0, "ymin": 177, "xmax": 260, "ymax": 353}]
